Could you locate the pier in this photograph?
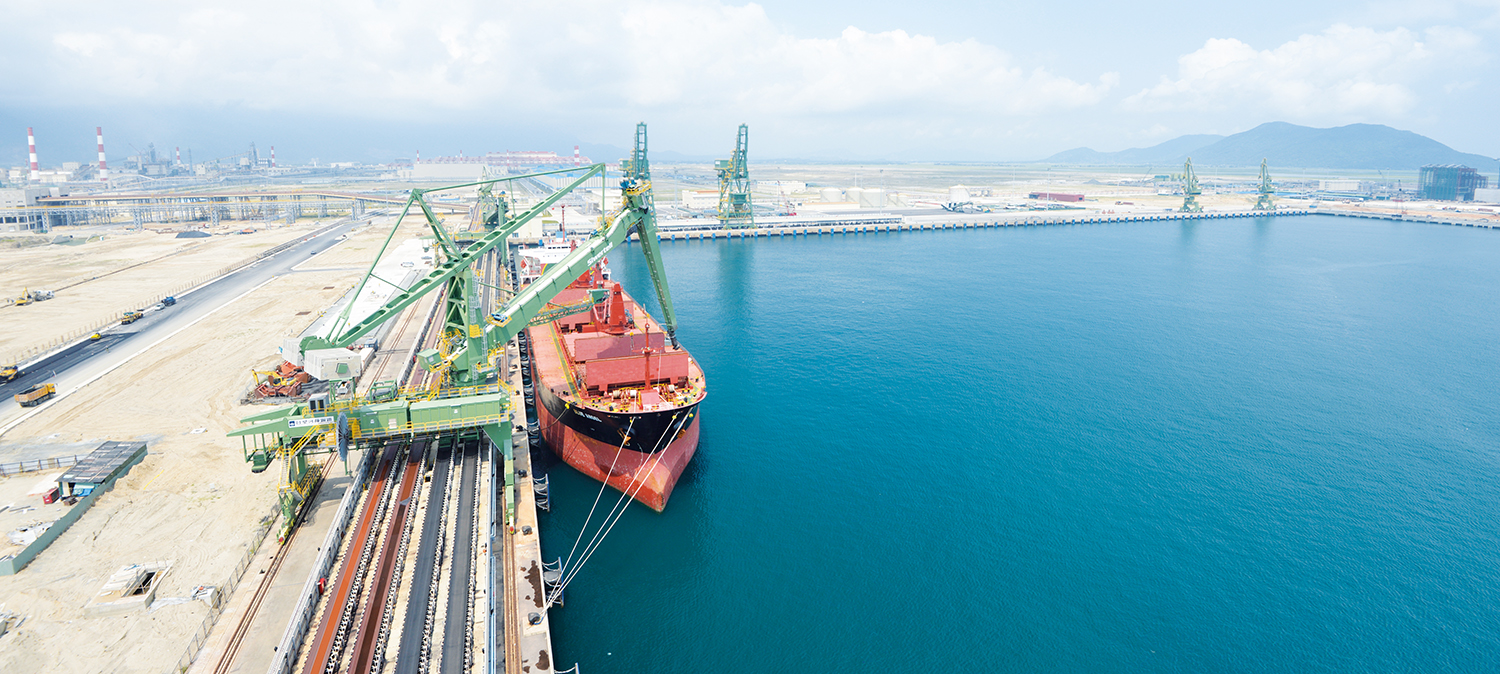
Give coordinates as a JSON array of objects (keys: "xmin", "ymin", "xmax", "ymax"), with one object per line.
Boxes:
[
  {"xmin": 202, "ymin": 243, "xmax": 558, "ymax": 674},
  {"xmin": 631, "ymin": 207, "xmax": 1500, "ymax": 243}
]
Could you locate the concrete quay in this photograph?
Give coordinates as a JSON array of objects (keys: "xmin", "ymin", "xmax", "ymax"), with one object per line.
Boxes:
[
  {"xmin": 500, "ymin": 336, "xmax": 555, "ymax": 674},
  {"xmin": 629, "ymin": 206, "xmax": 1500, "ymax": 242},
  {"xmin": 637, "ymin": 209, "xmax": 1316, "ymax": 241}
]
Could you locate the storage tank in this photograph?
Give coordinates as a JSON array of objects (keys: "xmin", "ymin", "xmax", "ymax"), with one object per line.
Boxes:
[
  {"xmin": 820, "ymin": 187, "xmax": 843, "ymax": 202},
  {"xmin": 857, "ymin": 188, "xmax": 886, "ymax": 209},
  {"xmin": 948, "ymin": 185, "xmax": 970, "ymax": 202}
]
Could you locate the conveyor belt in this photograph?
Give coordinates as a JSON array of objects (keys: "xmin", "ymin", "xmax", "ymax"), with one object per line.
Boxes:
[
  {"xmin": 348, "ymin": 439, "xmax": 429, "ymax": 674},
  {"xmin": 442, "ymin": 441, "xmax": 480, "ymax": 674},
  {"xmin": 302, "ymin": 441, "xmax": 403, "ymax": 674},
  {"xmin": 395, "ymin": 442, "xmax": 454, "ymax": 674}
]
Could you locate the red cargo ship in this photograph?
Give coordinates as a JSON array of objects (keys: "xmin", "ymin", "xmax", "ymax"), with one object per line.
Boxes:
[{"xmin": 526, "ymin": 267, "xmax": 705, "ymax": 511}]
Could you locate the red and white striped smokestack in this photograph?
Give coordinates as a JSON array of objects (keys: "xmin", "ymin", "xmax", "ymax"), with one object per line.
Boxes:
[
  {"xmin": 175, "ymin": 146, "xmax": 181, "ymax": 165},
  {"xmin": 97, "ymin": 127, "xmax": 108, "ymax": 183},
  {"xmin": 27, "ymin": 127, "xmax": 39, "ymax": 182},
  {"xmin": 574, "ymin": 145, "xmax": 580, "ymax": 166},
  {"xmin": 416, "ymin": 150, "xmax": 420, "ymax": 164},
  {"xmin": 271, "ymin": 146, "xmax": 276, "ymax": 168}
]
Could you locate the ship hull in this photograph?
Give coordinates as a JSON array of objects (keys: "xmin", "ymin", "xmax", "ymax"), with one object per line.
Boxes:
[{"xmin": 531, "ymin": 364, "xmax": 700, "ymax": 511}]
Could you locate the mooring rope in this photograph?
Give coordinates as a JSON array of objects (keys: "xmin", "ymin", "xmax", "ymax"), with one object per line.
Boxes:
[
  {"xmin": 548, "ymin": 410, "xmax": 691, "ymax": 605},
  {"xmin": 554, "ymin": 417, "xmax": 635, "ymax": 578}
]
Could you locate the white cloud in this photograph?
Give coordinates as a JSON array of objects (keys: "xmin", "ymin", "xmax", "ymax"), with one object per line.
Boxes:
[
  {"xmin": 1123, "ymin": 25, "xmax": 1479, "ymax": 119},
  {"xmin": 18, "ymin": 0, "xmax": 1115, "ymax": 124}
]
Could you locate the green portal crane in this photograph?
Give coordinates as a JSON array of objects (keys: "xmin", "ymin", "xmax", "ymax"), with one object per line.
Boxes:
[
  {"xmin": 716, "ymin": 124, "xmax": 753, "ymax": 227},
  {"xmin": 233, "ymin": 123, "xmax": 681, "ymax": 533},
  {"xmin": 1179, "ymin": 157, "xmax": 1204, "ymax": 213},
  {"xmin": 1253, "ymin": 158, "xmax": 1276, "ymax": 211}
]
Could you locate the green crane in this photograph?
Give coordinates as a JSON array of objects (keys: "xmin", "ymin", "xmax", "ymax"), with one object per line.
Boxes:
[
  {"xmin": 474, "ymin": 181, "xmax": 509, "ymax": 230},
  {"xmin": 1179, "ymin": 157, "xmax": 1204, "ymax": 213},
  {"xmin": 300, "ymin": 163, "xmax": 611, "ymax": 388},
  {"xmin": 716, "ymin": 123, "xmax": 753, "ymax": 227},
  {"xmin": 494, "ymin": 123, "xmax": 678, "ymax": 346},
  {"xmin": 232, "ymin": 123, "xmax": 681, "ymax": 532},
  {"xmin": 1253, "ymin": 158, "xmax": 1276, "ymax": 211}
]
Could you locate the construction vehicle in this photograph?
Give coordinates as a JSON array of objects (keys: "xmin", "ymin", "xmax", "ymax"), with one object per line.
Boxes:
[
  {"xmin": 14, "ymin": 288, "xmax": 54, "ymax": 306},
  {"xmin": 121, "ymin": 310, "xmax": 144, "ymax": 325},
  {"xmin": 251, "ymin": 361, "xmax": 312, "ymax": 399},
  {"xmin": 14, "ymin": 382, "xmax": 55, "ymax": 407},
  {"xmin": 0, "ymin": 364, "xmax": 20, "ymax": 383}
]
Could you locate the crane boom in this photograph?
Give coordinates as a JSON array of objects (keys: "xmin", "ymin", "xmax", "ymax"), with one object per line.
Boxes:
[
  {"xmin": 299, "ymin": 164, "xmax": 605, "ymax": 355},
  {"xmin": 491, "ymin": 123, "xmax": 678, "ymax": 346}
]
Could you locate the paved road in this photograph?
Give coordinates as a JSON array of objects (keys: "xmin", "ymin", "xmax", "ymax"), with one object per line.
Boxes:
[{"xmin": 0, "ymin": 217, "xmax": 370, "ymax": 446}]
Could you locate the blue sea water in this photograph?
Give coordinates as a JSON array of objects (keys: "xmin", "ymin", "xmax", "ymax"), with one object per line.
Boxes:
[{"xmin": 535, "ymin": 215, "xmax": 1500, "ymax": 672}]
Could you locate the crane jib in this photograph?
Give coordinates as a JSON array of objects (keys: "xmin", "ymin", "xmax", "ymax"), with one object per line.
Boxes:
[{"xmin": 303, "ymin": 163, "xmax": 609, "ymax": 354}]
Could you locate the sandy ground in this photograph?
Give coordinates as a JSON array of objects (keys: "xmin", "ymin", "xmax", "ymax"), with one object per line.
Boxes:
[
  {"xmin": 0, "ymin": 214, "xmax": 434, "ymax": 674},
  {"xmin": 0, "ymin": 220, "xmax": 338, "ymax": 364}
]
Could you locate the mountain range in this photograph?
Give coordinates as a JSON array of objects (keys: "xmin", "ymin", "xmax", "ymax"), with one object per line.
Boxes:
[{"xmin": 1042, "ymin": 122, "xmax": 1495, "ymax": 170}]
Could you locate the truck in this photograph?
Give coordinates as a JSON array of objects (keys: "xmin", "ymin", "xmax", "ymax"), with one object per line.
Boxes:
[
  {"xmin": 14, "ymin": 383, "xmax": 55, "ymax": 407},
  {"xmin": 0, "ymin": 364, "xmax": 19, "ymax": 383},
  {"xmin": 161, "ymin": 296, "xmax": 177, "ymax": 307},
  {"xmin": 14, "ymin": 288, "xmax": 54, "ymax": 306},
  {"xmin": 121, "ymin": 310, "xmax": 144, "ymax": 325}
]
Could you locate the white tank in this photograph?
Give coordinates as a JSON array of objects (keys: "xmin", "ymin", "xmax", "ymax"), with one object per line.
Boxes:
[
  {"xmin": 820, "ymin": 187, "xmax": 843, "ymax": 202},
  {"xmin": 948, "ymin": 185, "xmax": 970, "ymax": 202},
  {"xmin": 857, "ymin": 189, "xmax": 886, "ymax": 209}
]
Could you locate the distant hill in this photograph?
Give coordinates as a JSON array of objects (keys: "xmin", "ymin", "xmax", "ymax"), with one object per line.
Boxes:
[
  {"xmin": 1043, "ymin": 122, "xmax": 1494, "ymax": 170},
  {"xmin": 1045, "ymin": 134, "xmax": 1223, "ymax": 166}
]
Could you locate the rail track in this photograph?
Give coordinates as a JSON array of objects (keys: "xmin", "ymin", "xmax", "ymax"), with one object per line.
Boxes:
[
  {"xmin": 302, "ymin": 441, "xmax": 403, "ymax": 674},
  {"xmin": 220, "ymin": 246, "xmax": 501, "ymax": 674},
  {"xmin": 209, "ymin": 455, "xmax": 337, "ymax": 674}
]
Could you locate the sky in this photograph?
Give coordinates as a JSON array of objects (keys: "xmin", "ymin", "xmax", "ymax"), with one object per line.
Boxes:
[{"xmin": 1, "ymin": 0, "xmax": 1497, "ymax": 165}]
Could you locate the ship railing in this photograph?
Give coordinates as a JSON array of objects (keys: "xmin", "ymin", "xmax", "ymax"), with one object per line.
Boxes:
[
  {"xmin": 548, "ymin": 324, "xmax": 585, "ymax": 396},
  {"xmin": 533, "ymin": 473, "xmax": 550, "ymax": 511}
]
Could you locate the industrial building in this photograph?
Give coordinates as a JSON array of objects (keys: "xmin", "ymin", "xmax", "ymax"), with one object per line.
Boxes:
[
  {"xmin": 1419, "ymin": 165, "xmax": 1488, "ymax": 201},
  {"xmin": 1029, "ymin": 192, "xmax": 1085, "ymax": 202},
  {"xmin": 411, "ymin": 148, "xmax": 592, "ymax": 180},
  {"xmin": 0, "ymin": 187, "xmax": 63, "ymax": 231}
]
